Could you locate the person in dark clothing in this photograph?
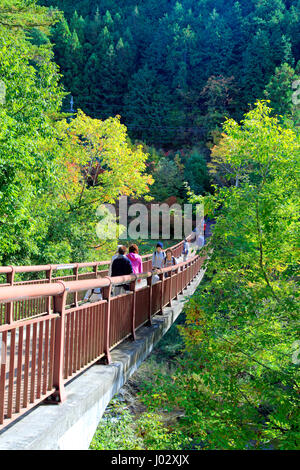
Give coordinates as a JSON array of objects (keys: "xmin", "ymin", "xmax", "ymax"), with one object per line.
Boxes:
[
  {"xmin": 111, "ymin": 246, "xmax": 133, "ymax": 294},
  {"xmin": 163, "ymin": 249, "xmax": 177, "ymax": 277}
]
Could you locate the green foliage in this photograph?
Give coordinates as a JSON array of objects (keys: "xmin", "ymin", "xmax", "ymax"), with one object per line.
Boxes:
[
  {"xmin": 39, "ymin": 0, "xmax": 300, "ymax": 147},
  {"xmin": 143, "ymin": 145, "xmax": 210, "ymax": 202},
  {"xmin": 0, "ymin": 0, "xmax": 65, "ymax": 264},
  {"xmin": 135, "ymin": 102, "xmax": 300, "ymax": 450},
  {"xmin": 0, "ymin": 1, "xmax": 151, "ymax": 266},
  {"xmin": 150, "ymin": 157, "xmax": 186, "ymax": 202},
  {"xmin": 29, "ymin": 110, "xmax": 152, "ymax": 264},
  {"xmin": 264, "ymin": 62, "xmax": 300, "ymax": 127},
  {"xmin": 183, "ymin": 149, "xmax": 210, "ymax": 195},
  {"xmin": 0, "ymin": 0, "xmax": 61, "ymax": 29},
  {"xmin": 90, "ymin": 400, "xmax": 144, "ymax": 450},
  {"xmin": 135, "ymin": 413, "xmax": 191, "ymax": 450},
  {"xmin": 90, "ymin": 400, "xmax": 191, "ymax": 450},
  {"xmin": 124, "ymin": 65, "xmax": 176, "ymax": 146}
]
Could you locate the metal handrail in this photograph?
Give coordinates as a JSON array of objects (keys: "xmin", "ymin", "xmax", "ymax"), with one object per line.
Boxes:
[
  {"xmin": 0, "ymin": 232, "xmax": 194, "ymax": 278},
  {"xmin": 0, "ymin": 255, "xmax": 201, "ymax": 305}
]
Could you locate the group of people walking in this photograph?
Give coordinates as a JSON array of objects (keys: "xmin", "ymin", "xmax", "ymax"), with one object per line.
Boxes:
[
  {"xmin": 83, "ymin": 220, "xmax": 208, "ymax": 303},
  {"xmin": 110, "ymin": 241, "xmax": 187, "ymax": 279},
  {"xmin": 110, "ymin": 241, "xmax": 182, "ymax": 291},
  {"xmin": 84, "ymin": 239, "xmax": 191, "ymax": 302},
  {"xmin": 109, "ymin": 244, "xmax": 141, "ymax": 295}
]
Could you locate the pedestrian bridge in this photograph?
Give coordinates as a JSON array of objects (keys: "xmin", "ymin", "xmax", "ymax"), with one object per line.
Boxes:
[{"xmin": 0, "ymin": 237, "xmax": 207, "ymax": 449}]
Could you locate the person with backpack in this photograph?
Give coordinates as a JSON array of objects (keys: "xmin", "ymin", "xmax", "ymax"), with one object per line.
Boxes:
[
  {"xmin": 111, "ymin": 245, "xmax": 133, "ymax": 295},
  {"xmin": 182, "ymin": 238, "xmax": 189, "ymax": 262},
  {"xmin": 163, "ymin": 249, "xmax": 177, "ymax": 277},
  {"xmin": 152, "ymin": 242, "xmax": 165, "ymax": 270}
]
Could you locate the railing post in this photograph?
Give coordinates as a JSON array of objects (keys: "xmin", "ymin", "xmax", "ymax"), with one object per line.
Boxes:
[
  {"xmin": 178, "ymin": 267, "xmax": 183, "ymax": 294},
  {"xmin": 0, "ymin": 330, "xmax": 7, "ymax": 424},
  {"xmin": 147, "ymin": 274, "xmax": 153, "ymax": 326},
  {"xmin": 185, "ymin": 262, "xmax": 189, "ymax": 288},
  {"xmin": 129, "ymin": 275, "xmax": 137, "ymax": 341},
  {"xmin": 73, "ymin": 264, "xmax": 79, "ymax": 306},
  {"xmin": 159, "ymin": 271, "xmax": 164, "ymax": 315},
  {"xmin": 178, "ymin": 242, "xmax": 183, "ymax": 258},
  {"xmin": 51, "ymin": 281, "xmax": 67, "ymax": 403},
  {"xmin": 5, "ymin": 267, "xmax": 15, "ymax": 324},
  {"xmin": 175, "ymin": 266, "xmax": 179, "ymax": 300},
  {"xmin": 197, "ymin": 257, "xmax": 201, "ymax": 275},
  {"xmin": 102, "ymin": 277, "xmax": 112, "ymax": 364},
  {"xmin": 46, "ymin": 265, "xmax": 53, "ymax": 314},
  {"xmin": 93, "ymin": 264, "xmax": 98, "ymax": 278},
  {"xmin": 168, "ymin": 269, "xmax": 173, "ymax": 307},
  {"xmin": 188, "ymin": 261, "xmax": 192, "ymax": 286}
]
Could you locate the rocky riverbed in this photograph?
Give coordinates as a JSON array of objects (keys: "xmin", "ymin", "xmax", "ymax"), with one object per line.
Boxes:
[{"xmin": 90, "ymin": 316, "xmax": 186, "ymax": 450}]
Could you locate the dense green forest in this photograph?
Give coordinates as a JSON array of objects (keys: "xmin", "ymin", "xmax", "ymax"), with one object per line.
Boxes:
[
  {"xmin": 39, "ymin": 0, "xmax": 300, "ymax": 148},
  {"xmin": 36, "ymin": 0, "xmax": 300, "ymax": 202},
  {"xmin": 0, "ymin": 0, "xmax": 299, "ymax": 451}
]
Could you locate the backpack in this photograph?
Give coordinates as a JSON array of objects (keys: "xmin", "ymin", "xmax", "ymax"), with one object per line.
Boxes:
[
  {"xmin": 88, "ymin": 288, "xmax": 102, "ymax": 303},
  {"xmin": 165, "ymin": 256, "xmax": 176, "ymax": 266}
]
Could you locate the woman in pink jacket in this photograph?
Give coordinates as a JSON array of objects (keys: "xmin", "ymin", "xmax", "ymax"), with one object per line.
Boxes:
[{"xmin": 126, "ymin": 244, "xmax": 143, "ymax": 275}]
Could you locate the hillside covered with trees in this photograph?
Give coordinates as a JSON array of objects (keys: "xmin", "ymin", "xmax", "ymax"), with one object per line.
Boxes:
[{"xmin": 39, "ymin": 0, "xmax": 300, "ymax": 148}]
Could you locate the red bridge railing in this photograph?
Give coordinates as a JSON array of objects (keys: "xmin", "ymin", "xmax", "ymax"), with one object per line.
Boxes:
[
  {"xmin": 0, "ymin": 240, "xmax": 187, "ymax": 325},
  {"xmin": 0, "ymin": 240, "xmax": 204, "ymax": 430}
]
